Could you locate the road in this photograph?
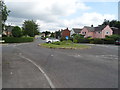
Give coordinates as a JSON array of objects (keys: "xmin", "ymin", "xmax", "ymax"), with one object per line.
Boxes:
[{"xmin": 2, "ymin": 39, "xmax": 118, "ymax": 88}]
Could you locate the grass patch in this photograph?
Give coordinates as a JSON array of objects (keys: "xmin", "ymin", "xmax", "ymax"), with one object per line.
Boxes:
[{"xmin": 39, "ymin": 41, "xmax": 90, "ymax": 49}]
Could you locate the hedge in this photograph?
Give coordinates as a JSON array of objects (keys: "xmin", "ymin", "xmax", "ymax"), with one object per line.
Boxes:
[
  {"xmin": 78, "ymin": 38, "xmax": 90, "ymax": 43},
  {"xmin": 2, "ymin": 37, "xmax": 34, "ymax": 43},
  {"xmin": 103, "ymin": 38, "xmax": 115, "ymax": 44},
  {"xmin": 90, "ymin": 38, "xmax": 104, "ymax": 44}
]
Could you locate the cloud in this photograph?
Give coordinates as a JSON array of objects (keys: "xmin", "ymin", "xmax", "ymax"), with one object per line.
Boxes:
[
  {"xmin": 5, "ymin": 0, "xmax": 90, "ymax": 22},
  {"xmin": 60, "ymin": 12, "xmax": 116, "ymax": 28},
  {"xmin": 34, "ymin": 12, "xmax": 115, "ymax": 32},
  {"xmin": 5, "ymin": 0, "xmax": 116, "ymax": 32}
]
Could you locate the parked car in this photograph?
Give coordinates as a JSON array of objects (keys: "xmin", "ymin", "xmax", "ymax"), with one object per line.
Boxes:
[
  {"xmin": 46, "ymin": 38, "xmax": 60, "ymax": 43},
  {"xmin": 115, "ymin": 40, "xmax": 120, "ymax": 45}
]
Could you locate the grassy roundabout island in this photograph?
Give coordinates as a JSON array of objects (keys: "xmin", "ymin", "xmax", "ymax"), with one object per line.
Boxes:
[{"xmin": 39, "ymin": 41, "xmax": 91, "ymax": 49}]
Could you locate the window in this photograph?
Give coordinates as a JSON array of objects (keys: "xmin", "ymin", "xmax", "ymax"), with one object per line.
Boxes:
[
  {"xmin": 106, "ymin": 32, "xmax": 109, "ymax": 34},
  {"xmin": 82, "ymin": 32, "xmax": 84, "ymax": 34},
  {"xmin": 98, "ymin": 32, "xmax": 101, "ymax": 34}
]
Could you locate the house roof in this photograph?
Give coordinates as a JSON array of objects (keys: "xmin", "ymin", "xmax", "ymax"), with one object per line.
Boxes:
[
  {"xmin": 61, "ymin": 28, "xmax": 70, "ymax": 32},
  {"xmin": 84, "ymin": 26, "xmax": 95, "ymax": 32},
  {"xmin": 111, "ymin": 27, "xmax": 119, "ymax": 30},
  {"xmin": 72, "ymin": 28, "xmax": 82, "ymax": 33},
  {"xmin": 95, "ymin": 25, "xmax": 107, "ymax": 31},
  {"xmin": 84, "ymin": 25, "xmax": 107, "ymax": 32},
  {"xmin": 5, "ymin": 26, "xmax": 14, "ymax": 32}
]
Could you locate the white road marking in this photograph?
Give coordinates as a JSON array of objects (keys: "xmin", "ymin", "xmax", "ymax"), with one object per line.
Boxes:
[
  {"xmin": 18, "ymin": 54, "xmax": 55, "ymax": 89},
  {"xmin": 10, "ymin": 72, "xmax": 13, "ymax": 75}
]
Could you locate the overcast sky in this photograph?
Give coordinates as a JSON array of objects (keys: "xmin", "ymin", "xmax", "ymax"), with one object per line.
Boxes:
[{"xmin": 5, "ymin": 0, "xmax": 119, "ymax": 32}]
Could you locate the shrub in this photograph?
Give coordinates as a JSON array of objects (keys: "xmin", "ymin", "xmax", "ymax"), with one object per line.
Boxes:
[
  {"xmin": 12, "ymin": 26, "xmax": 23, "ymax": 37},
  {"xmin": 2, "ymin": 37, "xmax": 34, "ymax": 43},
  {"xmin": 60, "ymin": 37, "xmax": 66, "ymax": 41},
  {"xmin": 73, "ymin": 38, "xmax": 78, "ymax": 43},
  {"xmin": 90, "ymin": 38, "xmax": 103, "ymax": 44},
  {"xmin": 78, "ymin": 38, "xmax": 90, "ymax": 43},
  {"xmin": 2, "ymin": 34, "xmax": 7, "ymax": 37},
  {"xmin": 52, "ymin": 42, "xmax": 61, "ymax": 45},
  {"xmin": 103, "ymin": 38, "xmax": 115, "ymax": 44},
  {"xmin": 105, "ymin": 34, "xmax": 120, "ymax": 41}
]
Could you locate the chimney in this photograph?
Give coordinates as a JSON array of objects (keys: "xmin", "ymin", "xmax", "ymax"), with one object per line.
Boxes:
[
  {"xmin": 91, "ymin": 25, "xmax": 93, "ymax": 27},
  {"xmin": 66, "ymin": 27, "xmax": 68, "ymax": 30}
]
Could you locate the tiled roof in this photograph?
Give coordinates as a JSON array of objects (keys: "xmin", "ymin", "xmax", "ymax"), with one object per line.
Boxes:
[
  {"xmin": 84, "ymin": 26, "xmax": 95, "ymax": 31},
  {"xmin": 84, "ymin": 25, "xmax": 107, "ymax": 32},
  {"xmin": 5, "ymin": 26, "xmax": 14, "ymax": 32},
  {"xmin": 95, "ymin": 25, "xmax": 106, "ymax": 31},
  {"xmin": 72, "ymin": 28, "xmax": 82, "ymax": 33}
]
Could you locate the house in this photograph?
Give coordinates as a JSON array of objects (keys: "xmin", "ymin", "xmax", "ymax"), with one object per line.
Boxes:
[
  {"xmin": 70, "ymin": 28, "xmax": 82, "ymax": 36},
  {"xmin": 3, "ymin": 25, "xmax": 14, "ymax": 36},
  {"xmin": 111, "ymin": 27, "xmax": 120, "ymax": 35},
  {"xmin": 61, "ymin": 28, "xmax": 71, "ymax": 37},
  {"xmin": 80, "ymin": 25, "xmax": 113, "ymax": 38}
]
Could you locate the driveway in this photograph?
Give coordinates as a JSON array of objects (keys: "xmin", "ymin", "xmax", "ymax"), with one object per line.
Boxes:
[{"xmin": 2, "ymin": 39, "xmax": 119, "ymax": 88}]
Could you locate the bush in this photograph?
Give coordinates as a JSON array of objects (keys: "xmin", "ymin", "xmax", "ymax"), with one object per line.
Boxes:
[
  {"xmin": 78, "ymin": 38, "xmax": 90, "ymax": 43},
  {"xmin": 52, "ymin": 42, "xmax": 61, "ymax": 45},
  {"xmin": 90, "ymin": 38, "xmax": 103, "ymax": 44},
  {"xmin": 61, "ymin": 40, "xmax": 73, "ymax": 45},
  {"xmin": 12, "ymin": 26, "xmax": 23, "ymax": 37},
  {"xmin": 60, "ymin": 37, "xmax": 66, "ymax": 41},
  {"xmin": 105, "ymin": 35, "xmax": 120, "ymax": 41},
  {"xmin": 2, "ymin": 37, "xmax": 34, "ymax": 43},
  {"xmin": 103, "ymin": 38, "xmax": 115, "ymax": 44},
  {"xmin": 2, "ymin": 34, "xmax": 7, "ymax": 37},
  {"xmin": 73, "ymin": 38, "xmax": 77, "ymax": 43}
]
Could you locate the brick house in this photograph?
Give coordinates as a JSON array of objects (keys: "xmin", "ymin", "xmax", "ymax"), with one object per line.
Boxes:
[
  {"xmin": 61, "ymin": 28, "xmax": 71, "ymax": 37},
  {"xmin": 80, "ymin": 25, "xmax": 113, "ymax": 38}
]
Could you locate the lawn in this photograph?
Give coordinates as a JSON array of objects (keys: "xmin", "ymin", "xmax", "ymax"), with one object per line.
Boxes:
[{"xmin": 39, "ymin": 41, "xmax": 90, "ymax": 49}]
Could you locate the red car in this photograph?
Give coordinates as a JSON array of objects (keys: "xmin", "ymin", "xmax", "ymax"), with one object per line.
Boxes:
[{"xmin": 115, "ymin": 40, "xmax": 120, "ymax": 45}]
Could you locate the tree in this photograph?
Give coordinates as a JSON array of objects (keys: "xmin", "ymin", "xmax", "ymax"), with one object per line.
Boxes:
[
  {"xmin": 50, "ymin": 32, "xmax": 55, "ymax": 38},
  {"xmin": 42, "ymin": 31, "xmax": 51, "ymax": 37},
  {"xmin": 12, "ymin": 26, "xmax": 23, "ymax": 37},
  {"xmin": 0, "ymin": 0, "xmax": 10, "ymax": 31},
  {"xmin": 55, "ymin": 30, "xmax": 61, "ymax": 39},
  {"xmin": 102, "ymin": 20, "xmax": 120, "ymax": 29},
  {"xmin": 22, "ymin": 20, "xmax": 39, "ymax": 37}
]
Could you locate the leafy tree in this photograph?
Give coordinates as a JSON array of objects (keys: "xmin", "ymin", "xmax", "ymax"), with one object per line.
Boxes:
[
  {"xmin": 12, "ymin": 26, "xmax": 23, "ymax": 37},
  {"xmin": 22, "ymin": 20, "xmax": 39, "ymax": 37},
  {"xmin": 55, "ymin": 30, "xmax": 61, "ymax": 39},
  {"xmin": 0, "ymin": 0, "xmax": 10, "ymax": 31},
  {"xmin": 42, "ymin": 31, "xmax": 51, "ymax": 37},
  {"xmin": 102, "ymin": 20, "xmax": 120, "ymax": 29},
  {"xmin": 50, "ymin": 32, "xmax": 55, "ymax": 38}
]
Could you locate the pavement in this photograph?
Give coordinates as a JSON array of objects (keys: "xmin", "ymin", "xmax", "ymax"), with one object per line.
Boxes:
[{"xmin": 2, "ymin": 39, "xmax": 119, "ymax": 88}]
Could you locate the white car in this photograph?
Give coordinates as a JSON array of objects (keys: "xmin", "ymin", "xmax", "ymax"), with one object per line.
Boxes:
[{"xmin": 46, "ymin": 38, "xmax": 60, "ymax": 43}]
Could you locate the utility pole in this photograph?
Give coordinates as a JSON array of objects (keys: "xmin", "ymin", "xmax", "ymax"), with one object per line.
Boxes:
[{"xmin": 118, "ymin": 1, "xmax": 120, "ymax": 21}]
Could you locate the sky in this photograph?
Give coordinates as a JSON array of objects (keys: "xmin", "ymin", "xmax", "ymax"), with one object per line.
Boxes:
[{"xmin": 5, "ymin": 0, "xmax": 119, "ymax": 32}]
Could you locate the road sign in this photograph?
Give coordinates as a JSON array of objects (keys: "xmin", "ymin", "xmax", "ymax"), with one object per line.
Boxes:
[{"xmin": 66, "ymin": 36, "xmax": 69, "ymax": 40}]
